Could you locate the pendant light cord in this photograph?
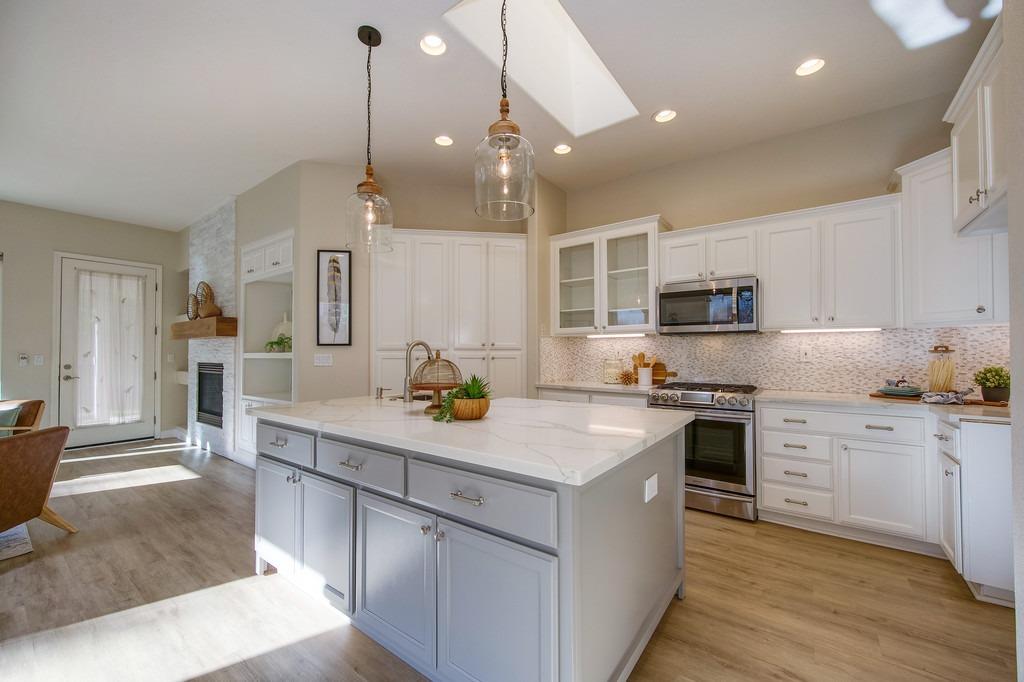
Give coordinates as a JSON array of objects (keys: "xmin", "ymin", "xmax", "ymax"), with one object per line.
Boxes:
[
  {"xmin": 500, "ymin": 0, "xmax": 508, "ymax": 99},
  {"xmin": 366, "ymin": 43, "xmax": 373, "ymax": 166}
]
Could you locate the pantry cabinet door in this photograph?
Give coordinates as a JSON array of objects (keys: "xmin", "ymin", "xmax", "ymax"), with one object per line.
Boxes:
[
  {"xmin": 950, "ymin": 92, "xmax": 985, "ymax": 233},
  {"xmin": 373, "ymin": 236, "xmax": 413, "ymax": 350},
  {"xmin": 436, "ymin": 520, "xmax": 558, "ymax": 682},
  {"xmin": 452, "ymin": 238, "xmax": 488, "ymax": 350},
  {"xmin": 821, "ymin": 205, "xmax": 898, "ymax": 328},
  {"xmin": 707, "ymin": 227, "xmax": 756, "ymax": 279},
  {"xmin": 412, "ymin": 236, "xmax": 450, "ymax": 350},
  {"xmin": 902, "ymin": 157, "xmax": 995, "ymax": 325},
  {"xmin": 489, "ymin": 239, "xmax": 525, "ymax": 350},
  {"xmin": 837, "ymin": 439, "xmax": 925, "ymax": 539},
  {"xmin": 758, "ymin": 219, "xmax": 820, "ymax": 330},
  {"xmin": 659, "ymin": 233, "xmax": 705, "ymax": 284}
]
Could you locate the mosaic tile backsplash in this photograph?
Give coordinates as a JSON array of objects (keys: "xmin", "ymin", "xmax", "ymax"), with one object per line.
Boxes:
[{"xmin": 539, "ymin": 326, "xmax": 1010, "ymax": 394}]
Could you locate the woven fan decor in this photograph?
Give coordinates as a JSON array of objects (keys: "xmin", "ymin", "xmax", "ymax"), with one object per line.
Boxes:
[
  {"xmin": 186, "ymin": 293, "xmax": 200, "ymax": 321},
  {"xmin": 195, "ymin": 281, "xmax": 222, "ymax": 319}
]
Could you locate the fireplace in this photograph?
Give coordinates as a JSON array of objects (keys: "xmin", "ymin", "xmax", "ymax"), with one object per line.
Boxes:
[{"xmin": 197, "ymin": 363, "xmax": 224, "ymax": 428}]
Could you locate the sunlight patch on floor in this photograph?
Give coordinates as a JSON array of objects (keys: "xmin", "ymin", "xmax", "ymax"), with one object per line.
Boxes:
[
  {"xmin": 50, "ymin": 464, "xmax": 201, "ymax": 497},
  {"xmin": 0, "ymin": 575, "xmax": 350, "ymax": 681}
]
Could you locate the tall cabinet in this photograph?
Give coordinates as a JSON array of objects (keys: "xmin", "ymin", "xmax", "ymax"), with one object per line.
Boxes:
[
  {"xmin": 371, "ymin": 230, "xmax": 526, "ymax": 399},
  {"xmin": 550, "ymin": 215, "xmax": 668, "ymax": 336}
]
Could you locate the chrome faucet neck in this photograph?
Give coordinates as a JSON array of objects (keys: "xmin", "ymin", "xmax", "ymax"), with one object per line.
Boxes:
[{"xmin": 403, "ymin": 340, "xmax": 434, "ymax": 402}]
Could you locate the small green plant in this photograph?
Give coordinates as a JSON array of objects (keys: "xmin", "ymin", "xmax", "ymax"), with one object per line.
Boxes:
[
  {"xmin": 974, "ymin": 366, "xmax": 1010, "ymax": 388},
  {"xmin": 265, "ymin": 334, "xmax": 292, "ymax": 353},
  {"xmin": 434, "ymin": 375, "xmax": 491, "ymax": 423}
]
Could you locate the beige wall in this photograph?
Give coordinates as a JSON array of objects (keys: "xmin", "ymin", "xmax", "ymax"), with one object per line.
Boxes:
[
  {"xmin": 526, "ymin": 175, "xmax": 567, "ymax": 397},
  {"xmin": 1003, "ymin": 0, "xmax": 1024, "ymax": 665},
  {"xmin": 566, "ymin": 93, "xmax": 952, "ymax": 231},
  {"xmin": 0, "ymin": 199, "xmax": 188, "ymax": 429}
]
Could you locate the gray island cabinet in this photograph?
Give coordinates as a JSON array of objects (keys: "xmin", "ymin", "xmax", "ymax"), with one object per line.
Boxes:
[{"xmin": 250, "ymin": 396, "xmax": 693, "ymax": 682}]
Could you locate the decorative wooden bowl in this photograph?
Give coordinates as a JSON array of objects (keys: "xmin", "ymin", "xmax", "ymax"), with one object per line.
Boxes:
[{"xmin": 453, "ymin": 397, "xmax": 490, "ymax": 420}]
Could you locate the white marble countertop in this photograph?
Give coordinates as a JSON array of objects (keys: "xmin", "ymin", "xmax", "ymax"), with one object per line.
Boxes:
[
  {"xmin": 756, "ymin": 389, "xmax": 1011, "ymax": 423},
  {"xmin": 249, "ymin": 396, "xmax": 694, "ymax": 486},
  {"xmin": 536, "ymin": 381, "xmax": 652, "ymax": 394}
]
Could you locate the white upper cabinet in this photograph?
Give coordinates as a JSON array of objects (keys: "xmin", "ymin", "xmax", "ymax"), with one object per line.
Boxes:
[
  {"xmin": 898, "ymin": 150, "xmax": 997, "ymax": 327},
  {"xmin": 242, "ymin": 234, "xmax": 293, "ymax": 282},
  {"xmin": 758, "ymin": 219, "xmax": 820, "ymax": 330},
  {"xmin": 944, "ymin": 18, "xmax": 1006, "ymax": 235},
  {"xmin": 452, "ymin": 238, "xmax": 488, "ymax": 350},
  {"xmin": 659, "ymin": 227, "xmax": 756, "ymax": 284},
  {"xmin": 552, "ymin": 216, "xmax": 665, "ymax": 335},
  {"xmin": 488, "ymin": 239, "xmax": 525, "ymax": 349},
  {"xmin": 659, "ymin": 233, "xmax": 705, "ymax": 284},
  {"xmin": 372, "ymin": 235, "xmax": 413, "ymax": 350},
  {"xmin": 821, "ymin": 206, "xmax": 898, "ymax": 328},
  {"xmin": 412, "ymin": 235, "xmax": 450, "ymax": 351},
  {"xmin": 707, "ymin": 228, "xmax": 757, "ymax": 280}
]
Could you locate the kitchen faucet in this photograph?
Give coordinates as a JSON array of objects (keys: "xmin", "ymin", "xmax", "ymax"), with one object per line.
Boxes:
[{"xmin": 404, "ymin": 339, "xmax": 434, "ymax": 402}]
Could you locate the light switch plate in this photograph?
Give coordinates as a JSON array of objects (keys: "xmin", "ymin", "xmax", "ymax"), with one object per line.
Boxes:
[
  {"xmin": 313, "ymin": 353, "xmax": 334, "ymax": 367},
  {"xmin": 17, "ymin": 353, "xmax": 29, "ymax": 368},
  {"xmin": 644, "ymin": 473, "xmax": 658, "ymax": 503}
]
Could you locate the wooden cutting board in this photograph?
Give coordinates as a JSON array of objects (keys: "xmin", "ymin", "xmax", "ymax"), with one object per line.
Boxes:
[
  {"xmin": 632, "ymin": 362, "xmax": 677, "ymax": 384},
  {"xmin": 868, "ymin": 392, "xmax": 1008, "ymax": 407}
]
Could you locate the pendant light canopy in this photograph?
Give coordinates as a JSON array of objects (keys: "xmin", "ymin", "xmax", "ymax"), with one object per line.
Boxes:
[
  {"xmin": 474, "ymin": 0, "xmax": 535, "ymax": 221},
  {"xmin": 347, "ymin": 25, "xmax": 394, "ymax": 253}
]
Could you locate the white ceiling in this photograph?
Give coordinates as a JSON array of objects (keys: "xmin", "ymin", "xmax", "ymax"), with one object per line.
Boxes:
[{"xmin": 0, "ymin": 0, "xmax": 996, "ymax": 230}]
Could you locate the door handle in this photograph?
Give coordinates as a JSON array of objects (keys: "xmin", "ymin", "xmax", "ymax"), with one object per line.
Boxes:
[{"xmin": 62, "ymin": 375, "xmax": 80, "ymax": 381}]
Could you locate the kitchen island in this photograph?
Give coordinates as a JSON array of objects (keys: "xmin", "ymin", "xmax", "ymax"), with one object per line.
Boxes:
[{"xmin": 249, "ymin": 396, "xmax": 693, "ymax": 682}]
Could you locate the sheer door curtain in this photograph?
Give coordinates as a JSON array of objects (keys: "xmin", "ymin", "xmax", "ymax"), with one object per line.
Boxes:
[{"xmin": 76, "ymin": 270, "xmax": 146, "ymax": 426}]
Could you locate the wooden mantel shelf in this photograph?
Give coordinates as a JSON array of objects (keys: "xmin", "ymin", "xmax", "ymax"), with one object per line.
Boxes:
[{"xmin": 171, "ymin": 317, "xmax": 238, "ymax": 340}]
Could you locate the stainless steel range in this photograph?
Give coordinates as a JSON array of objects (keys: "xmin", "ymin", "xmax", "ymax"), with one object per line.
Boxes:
[{"xmin": 648, "ymin": 382, "xmax": 758, "ymax": 521}]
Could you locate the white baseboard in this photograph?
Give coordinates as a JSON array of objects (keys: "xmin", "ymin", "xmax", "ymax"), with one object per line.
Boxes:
[
  {"xmin": 758, "ymin": 510, "xmax": 945, "ymax": 558},
  {"xmin": 159, "ymin": 426, "xmax": 188, "ymax": 441}
]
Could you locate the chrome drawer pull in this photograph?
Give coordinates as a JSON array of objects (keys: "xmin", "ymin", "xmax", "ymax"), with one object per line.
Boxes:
[
  {"xmin": 784, "ymin": 498, "xmax": 809, "ymax": 506},
  {"xmin": 783, "ymin": 443, "xmax": 808, "ymax": 450},
  {"xmin": 782, "ymin": 418, "xmax": 807, "ymax": 424},
  {"xmin": 270, "ymin": 438, "xmax": 288, "ymax": 448},
  {"xmin": 784, "ymin": 470, "xmax": 808, "ymax": 478},
  {"xmin": 337, "ymin": 458, "xmax": 363, "ymax": 472},
  {"xmin": 449, "ymin": 490, "xmax": 485, "ymax": 507},
  {"xmin": 933, "ymin": 433, "xmax": 951, "ymax": 441},
  {"xmin": 865, "ymin": 424, "xmax": 894, "ymax": 431}
]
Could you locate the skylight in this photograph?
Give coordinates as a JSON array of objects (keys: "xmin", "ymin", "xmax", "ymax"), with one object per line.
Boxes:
[{"xmin": 444, "ymin": 0, "xmax": 638, "ymax": 136}]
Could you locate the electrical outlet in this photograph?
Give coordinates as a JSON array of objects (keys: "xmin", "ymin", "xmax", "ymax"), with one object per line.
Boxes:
[
  {"xmin": 644, "ymin": 473, "xmax": 658, "ymax": 503},
  {"xmin": 800, "ymin": 346, "xmax": 812, "ymax": 363},
  {"xmin": 313, "ymin": 353, "xmax": 334, "ymax": 367},
  {"xmin": 32, "ymin": 354, "xmax": 44, "ymax": 366}
]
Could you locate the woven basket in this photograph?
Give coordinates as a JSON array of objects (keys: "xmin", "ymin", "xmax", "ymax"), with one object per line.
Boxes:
[
  {"xmin": 452, "ymin": 397, "xmax": 490, "ymax": 421},
  {"xmin": 195, "ymin": 281, "xmax": 222, "ymax": 319}
]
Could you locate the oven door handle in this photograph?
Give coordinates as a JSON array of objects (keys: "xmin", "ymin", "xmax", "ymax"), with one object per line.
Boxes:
[{"xmin": 686, "ymin": 409, "xmax": 753, "ymax": 423}]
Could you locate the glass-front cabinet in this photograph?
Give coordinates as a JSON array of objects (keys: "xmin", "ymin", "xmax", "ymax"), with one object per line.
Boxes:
[{"xmin": 551, "ymin": 216, "xmax": 665, "ymax": 335}]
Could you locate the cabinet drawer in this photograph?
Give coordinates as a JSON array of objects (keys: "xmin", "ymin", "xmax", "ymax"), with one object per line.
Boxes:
[
  {"xmin": 257, "ymin": 423, "xmax": 314, "ymax": 467},
  {"xmin": 316, "ymin": 437, "xmax": 405, "ymax": 497},
  {"xmin": 407, "ymin": 460, "xmax": 558, "ymax": 547},
  {"xmin": 761, "ymin": 482, "xmax": 834, "ymax": 520},
  {"xmin": 761, "ymin": 456, "xmax": 832, "ymax": 490},
  {"xmin": 761, "ymin": 430, "xmax": 831, "ymax": 462},
  {"xmin": 760, "ymin": 407, "xmax": 924, "ymax": 443},
  {"xmin": 935, "ymin": 421, "xmax": 959, "ymax": 462}
]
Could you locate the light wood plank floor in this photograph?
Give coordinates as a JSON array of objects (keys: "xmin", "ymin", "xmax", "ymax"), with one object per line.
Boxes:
[{"xmin": 0, "ymin": 439, "xmax": 1014, "ymax": 681}]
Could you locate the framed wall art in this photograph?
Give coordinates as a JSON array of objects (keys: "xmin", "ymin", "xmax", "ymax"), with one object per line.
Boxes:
[{"xmin": 316, "ymin": 249, "xmax": 352, "ymax": 346}]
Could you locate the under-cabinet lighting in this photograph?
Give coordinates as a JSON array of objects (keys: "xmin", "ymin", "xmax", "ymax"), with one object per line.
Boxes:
[
  {"xmin": 779, "ymin": 327, "xmax": 881, "ymax": 334},
  {"xmin": 586, "ymin": 333, "xmax": 647, "ymax": 339}
]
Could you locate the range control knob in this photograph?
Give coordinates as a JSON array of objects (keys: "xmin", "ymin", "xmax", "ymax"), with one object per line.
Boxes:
[
  {"xmin": 669, "ymin": 394, "xmax": 679, "ymax": 402},
  {"xmin": 660, "ymin": 393, "xmax": 670, "ymax": 401},
  {"xmin": 727, "ymin": 396, "xmax": 738, "ymax": 406},
  {"xmin": 739, "ymin": 397, "xmax": 750, "ymax": 407},
  {"xmin": 649, "ymin": 393, "xmax": 660, "ymax": 402},
  {"xmin": 716, "ymin": 396, "xmax": 727, "ymax": 405}
]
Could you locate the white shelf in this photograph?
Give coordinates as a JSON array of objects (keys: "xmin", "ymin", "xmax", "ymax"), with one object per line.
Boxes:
[
  {"xmin": 606, "ymin": 266, "xmax": 648, "ymax": 276},
  {"xmin": 608, "ymin": 307, "xmax": 648, "ymax": 313},
  {"xmin": 559, "ymin": 307, "xmax": 595, "ymax": 313},
  {"xmin": 559, "ymin": 275, "xmax": 594, "ymax": 284},
  {"xmin": 243, "ymin": 352, "xmax": 293, "ymax": 360}
]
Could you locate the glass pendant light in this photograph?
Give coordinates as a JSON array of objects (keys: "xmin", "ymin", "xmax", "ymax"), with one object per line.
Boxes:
[
  {"xmin": 347, "ymin": 25, "xmax": 394, "ymax": 253},
  {"xmin": 474, "ymin": 0, "xmax": 536, "ymax": 221}
]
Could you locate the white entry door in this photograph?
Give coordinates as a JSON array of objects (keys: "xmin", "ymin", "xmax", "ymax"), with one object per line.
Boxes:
[{"xmin": 58, "ymin": 256, "xmax": 159, "ymax": 447}]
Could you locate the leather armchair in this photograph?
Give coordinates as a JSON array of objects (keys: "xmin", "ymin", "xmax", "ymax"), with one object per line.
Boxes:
[
  {"xmin": 0, "ymin": 426, "xmax": 77, "ymax": 534},
  {"xmin": 0, "ymin": 399, "xmax": 45, "ymax": 436}
]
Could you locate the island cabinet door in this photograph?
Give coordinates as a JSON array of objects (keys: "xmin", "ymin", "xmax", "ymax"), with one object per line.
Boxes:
[
  {"xmin": 255, "ymin": 456, "xmax": 300, "ymax": 576},
  {"xmin": 299, "ymin": 474, "xmax": 354, "ymax": 612},
  {"xmin": 436, "ymin": 520, "xmax": 558, "ymax": 682},
  {"xmin": 355, "ymin": 491, "xmax": 437, "ymax": 672}
]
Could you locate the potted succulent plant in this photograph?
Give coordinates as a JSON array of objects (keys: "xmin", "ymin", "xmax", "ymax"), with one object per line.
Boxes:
[
  {"xmin": 974, "ymin": 366, "xmax": 1010, "ymax": 403},
  {"xmin": 434, "ymin": 375, "xmax": 492, "ymax": 422}
]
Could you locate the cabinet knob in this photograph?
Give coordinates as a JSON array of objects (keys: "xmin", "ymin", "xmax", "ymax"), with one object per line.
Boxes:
[
  {"xmin": 698, "ymin": 272, "xmax": 703, "ymax": 278},
  {"xmin": 709, "ymin": 270, "xmax": 715, "ymax": 277},
  {"xmin": 812, "ymin": 316, "xmax": 819, "ymax": 322},
  {"xmin": 977, "ymin": 305, "xmax": 986, "ymax": 314},
  {"xmin": 433, "ymin": 530, "xmax": 446, "ymax": 542},
  {"xmin": 828, "ymin": 316, "xmax": 834, "ymax": 322},
  {"xmin": 944, "ymin": 469, "xmax": 953, "ymax": 477},
  {"xmin": 420, "ymin": 525, "xmax": 432, "ymax": 535}
]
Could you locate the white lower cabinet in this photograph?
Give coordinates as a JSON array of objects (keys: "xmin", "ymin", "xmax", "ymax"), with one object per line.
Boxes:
[
  {"xmin": 256, "ymin": 457, "xmax": 354, "ymax": 610},
  {"xmin": 436, "ymin": 520, "xmax": 558, "ymax": 682},
  {"xmin": 452, "ymin": 350, "xmax": 524, "ymax": 399},
  {"xmin": 960, "ymin": 420, "xmax": 1014, "ymax": 598},
  {"xmin": 938, "ymin": 451, "xmax": 963, "ymax": 573},
  {"xmin": 538, "ymin": 386, "xmax": 648, "ymax": 407},
  {"xmin": 836, "ymin": 439, "xmax": 925, "ymax": 539}
]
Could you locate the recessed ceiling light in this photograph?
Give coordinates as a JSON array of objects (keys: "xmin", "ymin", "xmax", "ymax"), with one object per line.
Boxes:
[
  {"xmin": 420, "ymin": 34, "xmax": 446, "ymax": 56},
  {"xmin": 553, "ymin": 144, "xmax": 572, "ymax": 155},
  {"xmin": 434, "ymin": 135, "xmax": 453, "ymax": 147},
  {"xmin": 652, "ymin": 109, "xmax": 677, "ymax": 123},
  {"xmin": 795, "ymin": 58, "xmax": 825, "ymax": 76}
]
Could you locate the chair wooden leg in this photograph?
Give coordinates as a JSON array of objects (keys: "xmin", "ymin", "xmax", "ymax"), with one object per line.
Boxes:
[{"xmin": 39, "ymin": 504, "xmax": 78, "ymax": 534}]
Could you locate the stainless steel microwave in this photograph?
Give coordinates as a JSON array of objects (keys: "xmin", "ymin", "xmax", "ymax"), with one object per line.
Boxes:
[{"xmin": 657, "ymin": 277, "xmax": 758, "ymax": 334}]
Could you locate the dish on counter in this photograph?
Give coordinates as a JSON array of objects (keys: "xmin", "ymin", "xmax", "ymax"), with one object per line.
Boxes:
[{"xmin": 877, "ymin": 385, "xmax": 924, "ymax": 397}]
